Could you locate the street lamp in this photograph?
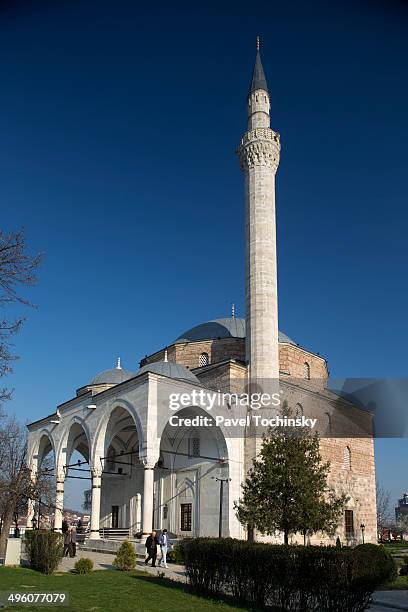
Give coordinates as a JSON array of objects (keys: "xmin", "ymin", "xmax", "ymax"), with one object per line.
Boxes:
[
  {"xmin": 360, "ymin": 523, "xmax": 365, "ymax": 544},
  {"xmin": 211, "ymin": 477, "xmax": 231, "ymax": 538}
]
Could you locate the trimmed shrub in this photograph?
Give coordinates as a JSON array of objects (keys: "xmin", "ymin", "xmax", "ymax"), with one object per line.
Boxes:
[
  {"xmin": 183, "ymin": 538, "xmax": 395, "ymax": 611},
  {"xmin": 74, "ymin": 557, "xmax": 94, "ymax": 574},
  {"xmin": 113, "ymin": 539, "xmax": 136, "ymax": 571},
  {"xmin": 24, "ymin": 530, "xmax": 64, "ymax": 575},
  {"xmin": 168, "ymin": 539, "xmax": 189, "ymax": 564},
  {"xmin": 353, "ymin": 543, "xmax": 397, "ymax": 585},
  {"xmin": 399, "ymin": 558, "xmax": 408, "ymax": 576}
]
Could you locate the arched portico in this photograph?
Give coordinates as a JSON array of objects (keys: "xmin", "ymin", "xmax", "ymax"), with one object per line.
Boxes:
[
  {"xmin": 88, "ymin": 404, "xmax": 145, "ymax": 538},
  {"xmin": 53, "ymin": 417, "xmax": 91, "ymax": 532},
  {"xmin": 27, "ymin": 430, "xmax": 56, "ymax": 531},
  {"xmin": 157, "ymin": 406, "xmax": 235, "ymax": 538}
]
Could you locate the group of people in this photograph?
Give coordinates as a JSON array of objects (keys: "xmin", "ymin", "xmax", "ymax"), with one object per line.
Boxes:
[
  {"xmin": 62, "ymin": 519, "xmax": 77, "ymax": 558},
  {"xmin": 145, "ymin": 529, "xmax": 170, "ymax": 568}
]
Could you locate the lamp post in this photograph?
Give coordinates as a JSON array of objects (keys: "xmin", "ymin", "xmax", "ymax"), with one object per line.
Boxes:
[
  {"xmin": 211, "ymin": 477, "xmax": 231, "ymax": 538},
  {"xmin": 360, "ymin": 523, "xmax": 365, "ymax": 544}
]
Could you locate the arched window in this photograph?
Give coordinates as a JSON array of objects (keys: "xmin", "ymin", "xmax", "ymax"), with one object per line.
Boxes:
[
  {"xmin": 303, "ymin": 362, "xmax": 311, "ymax": 380},
  {"xmin": 343, "ymin": 446, "xmax": 351, "ymax": 470},
  {"xmin": 189, "ymin": 437, "xmax": 200, "ymax": 458},
  {"xmin": 295, "ymin": 403, "xmax": 303, "ymax": 418},
  {"xmin": 199, "ymin": 352, "xmax": 209, "ymax": 367}
]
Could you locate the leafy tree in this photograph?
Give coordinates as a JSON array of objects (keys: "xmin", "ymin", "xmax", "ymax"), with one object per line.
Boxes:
[{"xmin": 235, "ymin": 404, "xmax": 347, "ymax": 544}]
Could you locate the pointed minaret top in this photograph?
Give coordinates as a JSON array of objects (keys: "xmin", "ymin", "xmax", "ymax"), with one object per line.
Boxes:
[
  {"xmin": 250, "ymin": 36, "xmax": 268, "ymax": 94},
  {"xmin": 116, "ymin": 357, "xmax": 121, "ymax": 369},
  {"xmin": 231, "ymin": 303, "xmax": 235, "ymax": 318}
]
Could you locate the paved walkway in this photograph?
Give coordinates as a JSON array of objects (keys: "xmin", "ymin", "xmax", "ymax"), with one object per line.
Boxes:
[
  {"xmin": 370, "ymin": 591, "xmax": 408, "ymax": 611},
  {"xmin": 57, "ymin": 549, "xmax": 187, "ymax": 583}
]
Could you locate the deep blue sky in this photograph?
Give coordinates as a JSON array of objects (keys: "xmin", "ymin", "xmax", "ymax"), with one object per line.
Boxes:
[{"xmin": 1, "ymin": 0, "xmax": 407, "ymax": 510}]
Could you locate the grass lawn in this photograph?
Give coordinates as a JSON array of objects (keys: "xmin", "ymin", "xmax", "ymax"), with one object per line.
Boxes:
[
  {"xmin": 379, "ymin": 575, "xmax": 408, "ymax": 590},
  {"xmin": 0, "ymin": 567, "xmax": 247, "ymax": 612},
  {"xmin": 382, "ymin": 541, "xmax": 408, "ymax": 555}
]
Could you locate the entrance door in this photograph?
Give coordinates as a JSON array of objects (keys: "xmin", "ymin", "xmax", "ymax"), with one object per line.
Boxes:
[{"xmin": 111, "ymin": 505, "xmax": 119, "ymax": 529}]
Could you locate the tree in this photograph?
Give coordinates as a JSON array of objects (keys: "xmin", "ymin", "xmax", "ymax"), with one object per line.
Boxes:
[
  {"xmin": 0, "ymin": 415, "xmax": 53, "ymax": 558},
  {"xmin": 397, "ymin": 513, "xmax": 408, "ymax": 537},
  {"xmin": 376, "ymin": 484, "xmax": 391, "ymax": 532},
  {"xmin": 234, "ymin": 405, "xmax": 347, "ymax": 544},
  {"xmin": 0, "ymin": 228, "xmax": 42, "ymax": 405}
]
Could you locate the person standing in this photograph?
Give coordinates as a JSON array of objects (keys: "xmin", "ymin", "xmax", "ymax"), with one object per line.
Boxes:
[
  {"xmin": 144, "ymin": 530, "xmax": 158, "ymax": 567},
  {"xmin": 63, "ymin": 527, "xmax": 71, "ymax": 557},
  {"xmin": 158, "ymin": 529, "xmax": 169, "ymax": 568},
  {"xmin": 64, "ymin": 527, "xmax": 77, "ymax": 558},
  {"xmin": 69, "ymin": 527, "xmax": 77, "ymax": 558}
]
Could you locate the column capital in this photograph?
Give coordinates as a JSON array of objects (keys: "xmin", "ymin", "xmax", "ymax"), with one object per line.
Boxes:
[
  {"xmin": 92, "ymin": 467, "xmax": 103, "ymax": 479},
  {"xmin": 142, "ymin": 457, "xmax": 156, "ymax": 470}
]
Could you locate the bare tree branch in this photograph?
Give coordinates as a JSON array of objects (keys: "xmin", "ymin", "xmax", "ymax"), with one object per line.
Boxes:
[
  {"xmin": 0, "ymin": 228, "xmax": 42, "ymax": 405},
  {"xmin": 376, "ymin": 483, "xmax": 392, "ymax": 530}
]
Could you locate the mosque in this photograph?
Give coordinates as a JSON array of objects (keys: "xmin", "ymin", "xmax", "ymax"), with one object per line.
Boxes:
[{"xmin": 26, "ymin": 42, "xmax": 377, "ymax": 546}]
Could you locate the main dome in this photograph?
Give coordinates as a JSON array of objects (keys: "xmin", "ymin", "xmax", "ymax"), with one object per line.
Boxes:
[
  {"xmin": 136, "ymin": 361, "xmax": 199, "ymax": 383},
  {"xmin": 174, "ymin": 317, "xmax": 295, "ymax": 345}
]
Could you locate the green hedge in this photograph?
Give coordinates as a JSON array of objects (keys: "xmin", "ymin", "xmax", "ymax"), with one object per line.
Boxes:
[
  {"xmin": 183, "ymin": 539, "xmax": 397, "ymax": 611},
  {"xmin": 24, "ymin": 530, "xmax": 64, "ymax": 575}
]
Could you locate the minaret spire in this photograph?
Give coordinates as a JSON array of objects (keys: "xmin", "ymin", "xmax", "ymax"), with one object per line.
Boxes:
[{"xmin": 250, "ymin": 36, "xmax": 268, "ymax": 94}]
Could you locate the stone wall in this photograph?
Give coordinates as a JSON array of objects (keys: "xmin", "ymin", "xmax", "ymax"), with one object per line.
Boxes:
[{"xmin": 141, "ymin": 337, "xmax": 328, "ymax": 381}]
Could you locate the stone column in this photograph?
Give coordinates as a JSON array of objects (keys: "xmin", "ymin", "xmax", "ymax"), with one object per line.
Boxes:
[
  {"xmin": 142, "ymin": 460, "xmax": 155, "ymax": 535},
  {"xmin": 26, "ymin": 467, "xmax": 37, "ymax": 530},
  {"xmin": 53, "ymin": 470, "xmax": 65, "ymax": 532},
  {"xmin": 90, "ymin": 468, "xmax": 102, "ymax": 539}
]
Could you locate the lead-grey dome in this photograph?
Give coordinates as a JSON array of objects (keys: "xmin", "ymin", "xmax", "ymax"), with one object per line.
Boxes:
[
  {"xmin": 174, "ymin": 317, "xmax": 295, "ymax": 345},
  {"xmin": 136, "ymin": 361, "xmax": 199, "ymax": 383},
  {"xmin": 91, "ymin": 362, "xmax": 135, "ymax": 385}
]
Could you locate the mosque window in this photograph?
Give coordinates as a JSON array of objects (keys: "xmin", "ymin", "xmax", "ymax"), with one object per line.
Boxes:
[
  {"xmin": 189, "ymin": 437, "xmax": 200, "ymax": 458},
  {"xmin": 181, "ymin": 503, "xmax": 192, "ymax": 531},
  {"xmin": 295, "ymin": 403, "xmax": 303, "ymax": 418},
  {"xmin": 325, "ymin": 412, "xmax": 332, "ymax": 433},
  {"xmin": 345, "ymin": 509, "xmax": 354, "ymax": 538},
  {"xmin": 344, "ymin": 446, "xmax": 351, "ymax": 470},
  {"xmin": 303, "ymin": 362, "xmax": 311, "ymax": 380},
  {"xmin": 199, "ymin": 352, "xmax": 209, "ymax": 367}
]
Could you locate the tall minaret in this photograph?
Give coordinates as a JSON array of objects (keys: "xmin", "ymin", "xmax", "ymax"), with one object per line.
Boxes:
[{"xmin": 238, "ymin": 38, "xmax": 280, "ymax": 383}]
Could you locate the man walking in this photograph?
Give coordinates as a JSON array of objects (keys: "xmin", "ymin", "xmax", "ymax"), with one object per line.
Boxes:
[
  {"xmin": 144, "ymin": 530, "xmax": 158, "ymax": 567},
  {"xmin": 158, "ymin": 528, "xmax": 169, "ymax": 568}
]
